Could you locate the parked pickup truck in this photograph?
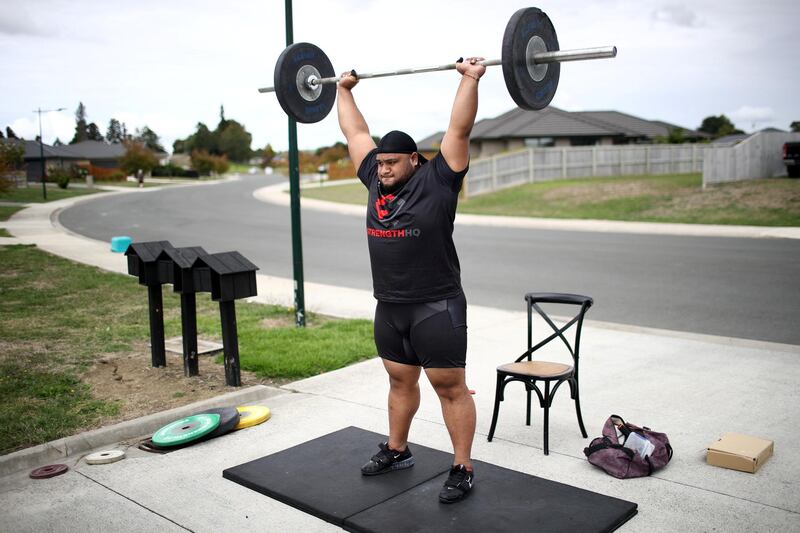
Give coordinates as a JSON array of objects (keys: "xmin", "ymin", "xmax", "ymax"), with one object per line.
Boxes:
[{"xmin": 783, "ymin": 142, "xmax": 800, "ymax": 177}]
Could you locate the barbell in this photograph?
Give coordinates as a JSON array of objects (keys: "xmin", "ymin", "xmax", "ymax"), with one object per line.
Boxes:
[{"xmin": 258, "ymin": 7, "xmax": 617, "ymax": 124}]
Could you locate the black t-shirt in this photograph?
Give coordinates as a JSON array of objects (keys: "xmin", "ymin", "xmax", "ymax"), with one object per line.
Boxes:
[{"xmin": 358, "ymin": 149, "xmax": 468, "ymax": 303}]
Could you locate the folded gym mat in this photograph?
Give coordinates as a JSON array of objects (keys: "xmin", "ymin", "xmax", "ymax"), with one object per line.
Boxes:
[{"xmin": 223, "ymin": 426, "xmax": 637, "ymax": 532}]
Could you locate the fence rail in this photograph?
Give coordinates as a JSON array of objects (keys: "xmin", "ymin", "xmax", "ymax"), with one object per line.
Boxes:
[
  {"xmin": 465, "ymin": 144, "xmax": 708, "ymax": 198},
  {"xmin": 702, "ymin": 131, "xmax": 800, "ymax": 186}
]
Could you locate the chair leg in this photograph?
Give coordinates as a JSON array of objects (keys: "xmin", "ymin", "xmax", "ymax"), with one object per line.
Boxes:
[
  {"xmin": 525, "ymin": 386, "xmax": 532, "ymax": 426},
  {"xmin": 572, "ymin": 379, "xmax": 588, "ymax": 438},
  {"xmin": 543, "ymin": 381, "xmax": 551, "ymax": 455},
  {"xmin": 488, "ymin": 374, "xmax": 505, "ymax": 442}
]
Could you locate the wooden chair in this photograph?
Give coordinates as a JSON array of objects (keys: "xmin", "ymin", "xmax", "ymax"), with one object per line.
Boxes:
[{"xmin": 487, "ymin": 292, "xmax": 593, "ymax": 455}]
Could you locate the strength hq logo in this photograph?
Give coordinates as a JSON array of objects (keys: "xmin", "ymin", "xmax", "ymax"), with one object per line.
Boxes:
[{"xmin": 367, "ymin": 227, "xmax": 421, "ymax": 238}]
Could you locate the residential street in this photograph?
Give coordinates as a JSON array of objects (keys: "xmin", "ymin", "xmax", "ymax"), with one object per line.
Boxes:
[{"xmin": 58, "ymin": 174, "xmax": 800, "ymax": 345}]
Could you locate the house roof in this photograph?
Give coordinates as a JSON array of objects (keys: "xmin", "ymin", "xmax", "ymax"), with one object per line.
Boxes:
[
  {"xmin": 469, "ymin": 107, "xmax": 706, "ymax": 141},
  {"xmin": 1, "ymin": 139, "xmax": 80, "ymax": 160},
  {"xmin": 417, "ymin": 131, "xmax": 445, "ymax": 152},
  {"xmin": 193, "ymin": 251, "xmax": 259, "ymax": 275},
  {"xmin": 58, "ymin": 140, "xmax": 127, "ymax": 160}
]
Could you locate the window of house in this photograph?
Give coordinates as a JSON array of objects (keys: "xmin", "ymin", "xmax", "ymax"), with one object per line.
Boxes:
[{"xmin": 524, "ymin": 137, "xmax": 555, "ymax": 147}]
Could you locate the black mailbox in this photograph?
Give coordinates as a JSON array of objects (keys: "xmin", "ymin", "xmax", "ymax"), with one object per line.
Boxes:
[
  {"xmin": 157, "ymin": 246, "xmax": 208, "ymax": 294},
  {"xmin": 191, "ymin": 251, "xmax": 259, "ymax": 302},
  {"xmin": 155, "ymin": 246, "xmax": 208, "ymax": 378},
  {"xmin": 191, "ymin": 251, "xmax": 259, "ymax": 387},
  {"xmin": 125, "ymin": 241, "xmax": 175, "ymax": 286}
]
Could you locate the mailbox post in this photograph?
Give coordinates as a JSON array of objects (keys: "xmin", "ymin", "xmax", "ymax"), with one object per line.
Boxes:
[
  {"xmin": 124, "ymin": 241, "xmax": 175, "ymax": 367},
  {"xmin": 191, "ymin": 251, "xmax": 259, "ymax": 386},
  {"xmin": 156, "ymin": 246, "xmax": 208, "ymax": 377}
]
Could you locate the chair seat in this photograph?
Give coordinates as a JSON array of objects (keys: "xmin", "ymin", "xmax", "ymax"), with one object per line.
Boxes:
[{"xmin": 497, "ymin": 360, "xmax": 573, "ymax": 379}]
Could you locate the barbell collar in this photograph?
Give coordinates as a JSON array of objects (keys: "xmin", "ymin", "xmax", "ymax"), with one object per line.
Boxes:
[{"xmin": 257, "ymin": 45, "xmax": 616, "ymax": 93}]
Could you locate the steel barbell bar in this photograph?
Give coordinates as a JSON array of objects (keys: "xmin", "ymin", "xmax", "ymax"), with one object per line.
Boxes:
[
  {"xmin": 258, "ymin": 46, "xmax": 616, "ymax": 94},
  {"xmin": 262, "ymin": 7, "xmax": 618, "ymax": 123}
]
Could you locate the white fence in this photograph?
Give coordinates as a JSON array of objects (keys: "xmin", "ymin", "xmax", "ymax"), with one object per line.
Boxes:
[
  {"xmin": 703, "ymin": 131, "xmax": 800, "ymax": 186},
  {"xmin": 465, "ymin": 144, "xmax": 708, "ymax": 197}
]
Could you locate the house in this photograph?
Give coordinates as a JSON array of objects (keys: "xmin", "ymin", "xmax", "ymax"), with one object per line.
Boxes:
[
  {"xmin": 418, "ymin": 107, "xmax": 709, "ymax": 159},
  {"xmin": 1, "ymin": 139, "xmax": 168, "ymax": 182}
]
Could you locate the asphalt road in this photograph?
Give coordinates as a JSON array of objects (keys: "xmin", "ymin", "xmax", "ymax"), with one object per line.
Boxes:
[{"xmin": 59, "ymin": 174, "xmax": 800, "ymax": 345}]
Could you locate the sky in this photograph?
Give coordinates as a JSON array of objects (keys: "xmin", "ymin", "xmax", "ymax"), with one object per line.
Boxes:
[{"xmin": 1, "ymin": 0, "xmax": 798, "ymax": 153}]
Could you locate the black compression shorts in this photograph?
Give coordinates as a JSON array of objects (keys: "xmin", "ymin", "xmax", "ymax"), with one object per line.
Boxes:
[{"xmin": 373, "ymin": 292, "xmax": 467, "ymax": 368}]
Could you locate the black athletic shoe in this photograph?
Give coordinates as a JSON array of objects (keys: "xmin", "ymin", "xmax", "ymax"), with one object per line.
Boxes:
[
  {"xmin": 361, "ymin": 442, "xmax": 415, "ymax": 476},
  {"xmin": 438, "ymin": 464, "xmax": 474, "ymax": 503}
]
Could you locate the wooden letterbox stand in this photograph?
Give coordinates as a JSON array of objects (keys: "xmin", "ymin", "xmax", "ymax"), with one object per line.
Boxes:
[
  {"xmin": 157, "ymin": 246, "xmax": 208, "ymax": 377},
  {"xmin": 191, "ymin": 251, "xmax": 259, "ymax": 386}
]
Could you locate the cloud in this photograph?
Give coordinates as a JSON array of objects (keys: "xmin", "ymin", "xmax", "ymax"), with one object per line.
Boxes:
[
  {"xmin": 0, "ymin": 8, "xmax": 47, "ymax": 36},
  {"xmin": 651, "ymin": 4, "xmax": 702, "ymax": 28},
  {"xmin": 727, "ymin": 106, "xmax": 776, "ymax": 128}
]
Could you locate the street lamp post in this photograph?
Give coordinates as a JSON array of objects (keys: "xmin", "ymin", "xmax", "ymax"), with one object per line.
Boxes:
[{"xmin": 33, "ymin": 107, "xmax": 65, "ymax": 200}]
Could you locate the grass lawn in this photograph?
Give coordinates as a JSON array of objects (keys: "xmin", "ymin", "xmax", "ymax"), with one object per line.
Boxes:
[
  {"xmin": 0, "ymin": 228, "xmax": 11, "ymax": 237},
  {"xmin": 0, "ymin": 186, "xmax": 106, "ymax": 203},
  {"xmin": 0, "ymin": 206, "xmax": 23, "ymax": 222},
  {"xmin": 0, "ymin": 245, "xmax": 375, "ymax": 454},
  {"xmin": 301, "ymin": 173, "xmax": 800, "ymax": 226}
]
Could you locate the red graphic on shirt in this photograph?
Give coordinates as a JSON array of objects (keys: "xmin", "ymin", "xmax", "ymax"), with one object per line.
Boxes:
[{"xmin": 374, "ymin": 193, "xmax": 395, "ymax": 220}]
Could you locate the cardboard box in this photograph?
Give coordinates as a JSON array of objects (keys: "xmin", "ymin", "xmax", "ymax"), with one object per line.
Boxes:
[{"xmin": 707, "ymin": 432, "xmax": 773, "ymax": 473}]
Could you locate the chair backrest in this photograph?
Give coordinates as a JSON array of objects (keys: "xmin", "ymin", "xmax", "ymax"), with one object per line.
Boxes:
[{"xmin": 524, "ymin": 293, "xmax": 593, "ymax": 367}]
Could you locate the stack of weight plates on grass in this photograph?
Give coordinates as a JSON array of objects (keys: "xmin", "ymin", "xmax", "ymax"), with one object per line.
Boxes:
[{"xmin": 140, "ymin": 405, "xmax": 271, "ymax": 453}]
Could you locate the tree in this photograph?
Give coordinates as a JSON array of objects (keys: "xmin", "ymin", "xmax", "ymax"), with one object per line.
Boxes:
[
  {"xmin": 260, "ymin": 143, "xmax": 275, "ymax": 166},
  {"xmin": 217, "ymin": 120, "xmax": 252, "ymax": 162},
  {"xmin": 106, "ymin": 118, "xmax": 124, "ymax": 143},
  {"xmin": 184, "ymin": 122, "xmax": 216, "ymax": 154},
  {"xmin": 6, "ymin": 127, "xmax": 19, "ymax": 139},
  {"xmin": 53, "ymin": 138, "xmax": 63, "ymax": 146},
  {"xmin": 0, "ymin": 142, "xmax": 25, "ymax": 192},
  {"xmin": 71, "ymin": 102, "xmax": 89, "ymax": 144},
  {"xmin": 134, "ymin": 126, "xmax": 165, "ymax": 153},
  {"xmin": 698, "ymin": 115, "xmax": 744, "ymax": 139},
  {"xmin": 120, "ymin": 140, "xmax": 158, "ymax": 174},
  {"xmin": 791, "ymin": 121, "xmax": 800, "ymax": 133},
  {"xmin": 0, "ymin": 129, "xmax": 4, "ymax": 139},
  {"xmin": 87, "ymin": 122, "xmax": 104, "ymax": 141}
]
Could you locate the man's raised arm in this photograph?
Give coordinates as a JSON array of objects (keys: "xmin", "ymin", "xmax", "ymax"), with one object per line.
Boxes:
[
  {"xmin": 337, "ymin": 72, "xmax": 377, "ymax": 171},
  {"xmin": 440, "ymin": 57, "xmax": 486, "ymax": 173}
]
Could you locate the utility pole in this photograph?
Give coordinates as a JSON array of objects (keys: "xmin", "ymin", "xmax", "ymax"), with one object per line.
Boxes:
[
  {"xmin": 33, "ymin": 107, "xmax": 65, "ymax": 200},
  {"xmin": 285, "ymin": 0, "xmax": 306, "ymax": 327}
]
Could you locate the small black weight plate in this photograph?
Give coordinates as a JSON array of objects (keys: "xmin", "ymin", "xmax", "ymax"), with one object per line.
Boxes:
[
  {"xmin": 273, "ymin": 42, "xmax": 336, "ymax": 124},
  {"xmin": 502, "ymin": 7, "xmax": 560, "ymax": 110},
  {"xmin": 30, "ymin": 464, "xmax": 68, "ymax": 479},
  {"xmin": 194, "ymin": 407, "xmax": 240, "ymax": 439}
]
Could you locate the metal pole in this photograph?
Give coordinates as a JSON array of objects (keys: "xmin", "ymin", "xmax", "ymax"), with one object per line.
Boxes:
[
  {"xmin": 37, "ymin": 108, "xmax": 47, "ymax": 200},
  {"xmin": 286, "ymin": 0, "xmax": 306, "ymax": 327},
  {"xmin": 258, "ymin": 46, "xmax": 617, "ymax": 93}
]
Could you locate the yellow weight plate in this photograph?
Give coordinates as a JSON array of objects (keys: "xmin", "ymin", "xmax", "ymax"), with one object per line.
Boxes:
[{"xmin": 235, "ymin": 405, "xmax": 271, "ymax": 430}]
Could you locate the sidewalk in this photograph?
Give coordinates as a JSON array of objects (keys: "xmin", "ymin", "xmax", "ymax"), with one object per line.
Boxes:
[{"xmin": 1, "ymin": 186, "xmax": 799, "ymax": 532}]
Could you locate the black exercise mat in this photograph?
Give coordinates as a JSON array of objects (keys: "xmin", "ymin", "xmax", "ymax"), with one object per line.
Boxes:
[
  {"xmin": 346, "ymin": 459, "xmax": 637, "ymax": 533},
  {"xmin": 222, "ymin": 426, "xmax": 452, "ymax": 525},
  {"xmin": 223, "ymin": 426, "xmax": 637, "ymax": 532}
]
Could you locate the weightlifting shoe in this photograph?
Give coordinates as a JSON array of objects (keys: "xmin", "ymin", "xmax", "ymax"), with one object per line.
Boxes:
[
  {"xmin": 361, "ymin": 441, "xmax": 415, "ymax": 476},
  {"xmin": 438, "ymin": 464, "xmax": 474, "ymax": 503}
]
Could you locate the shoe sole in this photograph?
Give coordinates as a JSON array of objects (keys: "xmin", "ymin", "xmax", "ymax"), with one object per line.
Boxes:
[
  {"xmin": 361, "ymin": 457, "xmax": 415, "ymax": 476},
  {"xmin": 438, "ymin": 489, "xmax": 470, "ymax": 504}
]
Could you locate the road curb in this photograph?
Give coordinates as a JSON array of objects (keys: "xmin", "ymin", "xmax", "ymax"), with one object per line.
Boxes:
[{"xmin": 0, "ymin": 384, "xmax": 288, "ymax": 478}]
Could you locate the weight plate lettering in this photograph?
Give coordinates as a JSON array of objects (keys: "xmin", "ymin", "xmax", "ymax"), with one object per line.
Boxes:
[
  {"xmin": 274, "ymin": 42, "xmax": 336, "ymax": 124},
  {"xmin": 501, "ymin": 7, "xmax": 560, "ymax": 110},
  {"xmin": 152, "ymin": 413, "xmax": 220, "ymax": 447}
]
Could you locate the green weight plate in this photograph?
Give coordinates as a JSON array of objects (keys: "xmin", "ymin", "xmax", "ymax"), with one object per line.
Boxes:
[
  {"xmin": 152, "ymin": 413, "xmax": 220, "ymax": 447},
  {"xmin": 502, "ymin": 7, "xmax": 560, "ymax": 110}
]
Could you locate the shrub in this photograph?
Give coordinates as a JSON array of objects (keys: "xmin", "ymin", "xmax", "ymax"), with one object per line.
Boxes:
[
  {"xmin": 190, "ymin": 150, "xmax": 229, "ymax": 176},
  {"xmin": 48, "ymin": 165, "xmax": 79, "ymax": 189},
  {"xmin": 120, "ymin": 141, "xmax": 158, "ymax": 175}
]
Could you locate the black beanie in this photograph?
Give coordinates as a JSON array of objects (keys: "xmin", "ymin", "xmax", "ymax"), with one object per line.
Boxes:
[{"xmin": 376, "ymin": 130, "xmax": 417, "ymax": 154}]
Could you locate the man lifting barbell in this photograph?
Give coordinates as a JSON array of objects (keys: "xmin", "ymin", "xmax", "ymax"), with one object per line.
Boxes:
[{"xmin": 337, "ymin": 58, "xmax": 485, "ymax": 504}]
